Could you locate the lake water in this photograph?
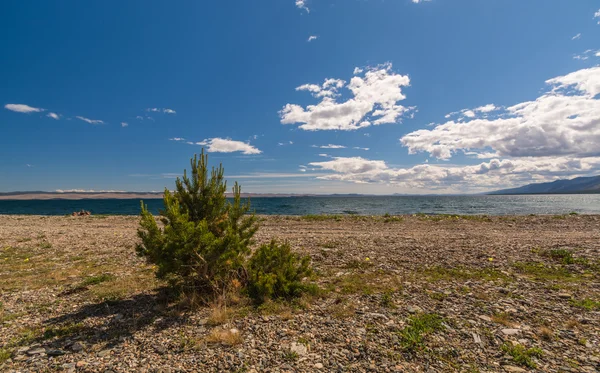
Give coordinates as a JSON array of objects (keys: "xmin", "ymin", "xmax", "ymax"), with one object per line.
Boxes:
[{"xmin": 1, "ymin": 195, "xmax": 600, "ymax": 216}]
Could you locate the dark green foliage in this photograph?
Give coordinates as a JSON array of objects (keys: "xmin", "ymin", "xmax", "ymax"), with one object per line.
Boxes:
[
  {"xmin": 137, "ymin": 150, "xmax": 258, "ymax": 295},
  {"xmin": 247, "ymin": 240, "xmax": 314, "ymax": 303}
]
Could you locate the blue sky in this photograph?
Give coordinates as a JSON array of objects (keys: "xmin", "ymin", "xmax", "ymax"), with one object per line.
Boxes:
[{"xmin": 1, "ymin": 0, "xmax": 600, "ymax": 194}]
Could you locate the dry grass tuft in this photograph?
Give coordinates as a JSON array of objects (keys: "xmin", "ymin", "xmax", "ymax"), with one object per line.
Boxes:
[
  {"xmin": 205, "ymin": 328, "xmax": 243, "ymax": 346},
  {"xmin": 537, "ymin": 326, "xmax": 554, "ymax": 341}
]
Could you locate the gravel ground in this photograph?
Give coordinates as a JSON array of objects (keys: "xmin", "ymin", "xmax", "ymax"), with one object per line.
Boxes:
[{"xmin": 0, "ymin": 214, "xmax": 599, "ymax": 373}]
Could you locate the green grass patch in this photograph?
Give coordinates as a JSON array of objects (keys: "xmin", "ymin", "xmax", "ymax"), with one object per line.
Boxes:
[
  {"xmin": 399, "ymin": 313, "xmax": 445, "ymax": 352},
  {"xmin": 501, "ymin": 343, "xmax": 543, "ymax": 368},
  {"xmin": 423, "ymin": 266, "xmax": 511, "ymax": 283},
  {"xmin": 513, "ymin": 262, "xmax": 576, "ymax": 281},
  {"xmin": 0, "ymin": 348, "xmax": 10, "ymax": 364},
  {"xmin": 80, "ymin": 273, "xmax": 115, "ymax": 287},
  {"xmin": 542, "ymin": 249, "xmax": 575, "ymax": 265},
  {"xmin": 569, "ymin": 298, "xmax": 600, "ymax": 311},
  {"xmin": 43, "ymin": 323, "xmax": 85, "ymax": 340}
]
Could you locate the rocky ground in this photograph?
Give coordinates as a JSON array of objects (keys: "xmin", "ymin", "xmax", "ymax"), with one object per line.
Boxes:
[{"xmin": 0, "ymin": 214, "xmax": 599, "ymax": 373}]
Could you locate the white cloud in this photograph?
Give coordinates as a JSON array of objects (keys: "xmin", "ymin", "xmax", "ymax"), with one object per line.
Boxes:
[
  {"xmin": 318, "ymin": 144, "xmax": 346, "ymax": 149},
  {"xmin": 445, "ymin": 104, "xmax": 498, "ymax": 120},
  {"xmin": 353, "ymin": 147, "xmax": 370, "ymax": 151},
  {"xmin": 169, "ymin": 137, "xmax": 186, "ymax": 141},
  {"xmin": 121, "ymin": 122, "xmax": 128, "ymax": 127},
  {"xmin": 308, "ymin": 155, "xmax": 600, "ymax": 192},
  {"xmin": 318, "ymin": 153, "xmax": 330, "ymax": 157},
  {"xmin": 572, "ymin": 33, "xmax": 581, "ymax": 40},
  {"xmin": 296, "ymin": 0, "xmax": 309, "ymax": 13},
  {"xmin": 307, "ymin": 35, "xmax": 318, "ymax": 42},
  {"xmin": 280, "ymin": 63, "xmax": 412, "ymax": 131},
  {"xmin": 412, "ymin": 0, "xmax": 431, "ymax": 3},
  {"xmin": 76, "ymin": 116, "xmax": 104, "ymax": 125},
  {"xmin": 47, "ymin": 112, "xmax": 60, "ymax": 120},
  {"xmin": 595, "ymin": 9, "xmax": 600, "ymax": 23},
  {"xmin": 4, "ymin": 104, "xmax": 44, "ymax": 113},
  {"xmin": 401, "ymin": 66, "xmax": 600, "ymax": 160},
  {"xmin": 194, "ymin": 138, "xmax": 262, "ymax": 155},
  {"xmin": 26, "ymin": 164, "xmax": 33, "ymax": 168},
  {"xmin": 353, "ymin": 67, "xmax": 363, "ymax": 75},
  {"xmin": 136, "ymin": 116, "xmax": 144, "ymax": 120},
  {"xmin": 146, "ymin": 108, "xmax": 176, "ymax": 114}
]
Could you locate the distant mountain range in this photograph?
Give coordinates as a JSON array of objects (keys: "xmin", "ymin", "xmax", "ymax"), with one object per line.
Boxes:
[{"xmin": 489, "ymin": 175, "xmax": 600, "ymax": 195}]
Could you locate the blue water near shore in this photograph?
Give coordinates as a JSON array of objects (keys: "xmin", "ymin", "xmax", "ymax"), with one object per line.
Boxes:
[{"xmin": 1, "ymin": 195, "xmax": 600, "ymax": 216}]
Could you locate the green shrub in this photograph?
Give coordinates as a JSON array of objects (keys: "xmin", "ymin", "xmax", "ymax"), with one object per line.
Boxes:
[
  {"xmin": 247, "ymin": 240, "xmax": 314, "ymax": 303},
  {"xmin": 137, "ymin": 150, "xmax": 258, "ymax": 295}
]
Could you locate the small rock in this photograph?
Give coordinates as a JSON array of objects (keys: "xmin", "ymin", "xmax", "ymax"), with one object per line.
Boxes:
[
  {"xmin": 478, "ymin": 315, "xmax": 492, "ymax": 322},
  {"xmin": 314, "ymin": 363, "xmax": 324, "ymax": 369},
  {"xmin": 27, "ymin": 348, "xmax": 46, "ymax": 355},
  {"xmin": 558, "ymin": 292, "xmax": 572, "ymax": 299},
  {"xmin": 97, "ymin": 349, "xmax": 111, "ymax": 357},
  {"xmin": 290, "ymin": 342, "xmax": 308, "ymax": 356},
  {"xmin": 76, "ymin": 361, "xmax": 87, "ymax": 368},
  {"xmin": 407, "ymin": 306, "xmax": 422, "ymax": 314},
  {"xmin": 71, "ymin": 342, "xmax": 84, "ymax": 352},
  {"xmin": 501, "ymin": 328, "xmax": 521, "ymax": 336},
  {"xmin": 153, "ymin": 345, "xmax": 167, "ymax": 355},
  {"xmin": 47, "ymin": 349, "xmax": 66, "ymax": 356},
  {"xmin": 504, "ymin": 366, "xmax": 527, "ymax": 372}
]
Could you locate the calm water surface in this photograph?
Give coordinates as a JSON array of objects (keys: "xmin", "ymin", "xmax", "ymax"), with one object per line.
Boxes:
[{"xmin": 1, "ymin": 195, "xmax": 600, "ymax": 216}]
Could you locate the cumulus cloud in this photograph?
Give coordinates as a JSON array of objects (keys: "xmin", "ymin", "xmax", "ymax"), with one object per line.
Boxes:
[
  {"xmin": 595, "ymin": 9, "xmax": 600, "ymax": 23},
  {"xmin": 296, "ymin": 0, "xmax": 309, "ymax": 13},
  {"xmin": 308, "ymin": 155, "xmax": 600, "ymax": 192},
  {"xmin": 401, "ymin": 66, "xmax": 600, "ymax": 160},
  {"xmin": 280, "ymin": 63, "xmax": 412, "ymax": 131},
  {"xmin": 194, "ymin": 138, "xmax": 262, "ymax": 155},
  {"xmin": 4, "ymin": 104, "xmax": 44, "ymax": 113},
  {"xmin": 307, "ymin": 35, "xmax": 318, "ymax": 42},
  {"xmin": 76, "ymin": 116, "xmax": 104, "ymax": 125},
  {"xmin": 47, "ymin": 112, "xmax": 60, "ymax": 120}
]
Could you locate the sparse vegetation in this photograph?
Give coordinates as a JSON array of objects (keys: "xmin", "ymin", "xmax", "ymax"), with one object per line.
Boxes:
[
  {"xmin": 80, "ymin": 273, "xmax": 115, "ymax": 287},
  {"xmin": 513, "ymin": 262, "xmax": 575, "ymax": 281},
  {"xmin": 542, "ymin": 249, "xmax": 575, "ymax": 264},
  {"xmin": 399, "ymin": 313, "xmax": 444, "ymax": 352},
  {"xmin": 569, "ymin": 298, "xmax": 600, "ymax": 311},
  {"xmin": 301, "ymin": 214, "xmax": 343, "ymax": 221},
  {"xmin": 501, "ymin": 343, "xmax": 543, "ymax": 368},
  {"xmin": 423, "ymin": 266, "xmax": 510, "ymax": 282}
]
